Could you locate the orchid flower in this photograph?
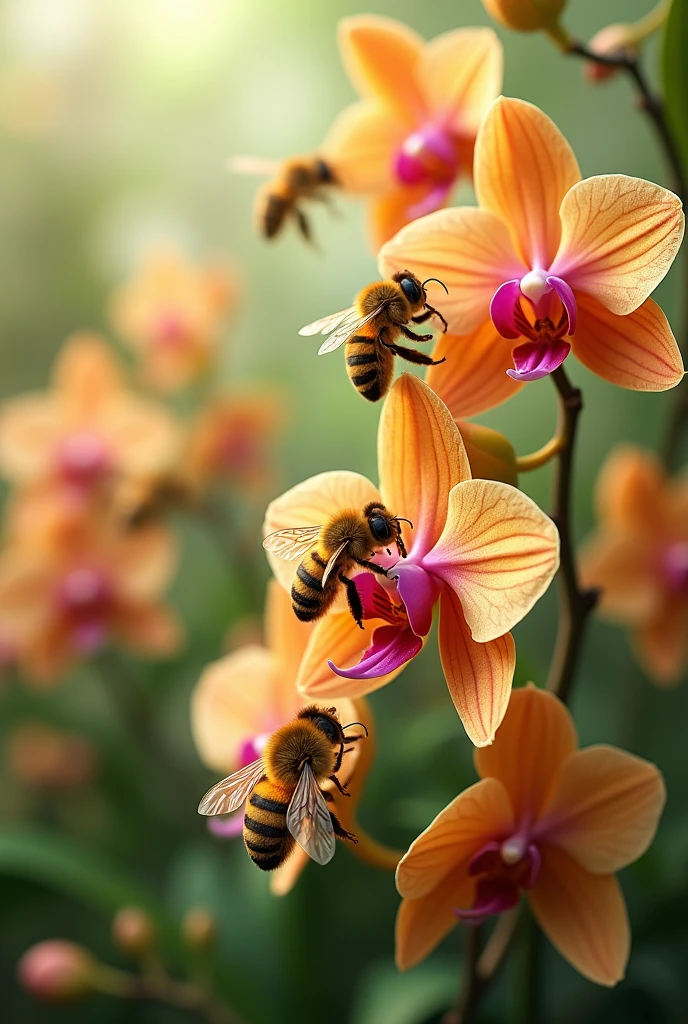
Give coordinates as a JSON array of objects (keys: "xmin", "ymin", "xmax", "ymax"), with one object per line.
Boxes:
[
  {"xmin": 395, "ymin": 684, "xmax": 665, "ymax": 984},
  {"xmin": 322, "ymin": 16, "xmax": 502, "ymax": 249},
  {"xmin": 580, "ymin": 446, "xmax": 688, "ymax": 685},
  {"xmin": 264, "ymin": 374, "xmax": 559, "ymax": 746},
  {"xmin": 379, "ymin": 96, "xmax": 684, "ymax": 419}
]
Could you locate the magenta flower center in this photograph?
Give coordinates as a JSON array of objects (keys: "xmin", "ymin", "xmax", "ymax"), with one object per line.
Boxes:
[
  {"xmin": 455, "ymin": 837, "xmax": 541, "ymax": 923},
  {"xmin": 57, "ymin": 433, "xmax": 111, "ymax": 486},
  {"xmin": 154, "ymin": 310, "xmax": 189, "ymax": 348},
  {"xmin": 237, "ymin": 733, "xmax": 270, "ymax": 768},
  {"xmin": 663, "ymin": 542, "xmax": 688, "ymax": 593},
  {"xmin": 57, "ymin": 567, "xmax": 112, "ymax": 653},
  {"xmin": 395, "ymin": 124, "xmax": 458, "ymax": 187}
]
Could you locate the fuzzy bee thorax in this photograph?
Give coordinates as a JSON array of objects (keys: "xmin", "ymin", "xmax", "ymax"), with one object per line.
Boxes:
[{"xmin": 264, "ymin": 721, "xmax": 338, "ymax": 786}]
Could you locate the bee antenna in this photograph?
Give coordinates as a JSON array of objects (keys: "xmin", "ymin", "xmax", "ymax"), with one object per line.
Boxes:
[
  {"xmin": 396, "ymin": 517, "xmax": 414, "ymax": 529},
  {"xmin": 343, "ymin": 722, "xmax": 369, "ymax": 737},
  {"xmin": 422, "ymin": 277, "xmax": 449, "ymax": 295}
]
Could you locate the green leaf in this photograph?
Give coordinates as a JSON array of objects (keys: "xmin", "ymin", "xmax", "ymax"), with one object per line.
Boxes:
[
  {"xmin": 0, "ymin": 825, "xmax": 158, "ymax": 915},
  {"xmin": 662, "ymin": 0, "xmax": 688, "ymax": 172}
]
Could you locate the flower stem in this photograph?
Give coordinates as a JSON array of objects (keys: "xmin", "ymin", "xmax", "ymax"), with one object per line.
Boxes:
[
  {"xmin": 92, "ymin": 963, "xmax": 244, "ymax": 1024},
  {"xmin": 546, "ymin": 367, "xmax": 599, "ymax": 704},
  {"xmin": 444, "ymin": 910, "xmax": 521, "ymax": 1024},
  {"xmin": 515, "ymin": 433, "xmax": 566, "ymax": 473}
]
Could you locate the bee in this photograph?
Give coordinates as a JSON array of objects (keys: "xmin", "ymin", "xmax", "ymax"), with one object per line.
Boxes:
[
  {"xmin": 111, "ymin": 474, "xmax": 194, "ymax": 529},
  {"xmin": 298, "ymin": 271, "xmax": 449, "ymax": 402},
  {"xmin": 263, "ymin": 502, "xmax": 411, "ymax": 629},
  {"xmin": 198, "ymin": 705, "xmax": 367, "ymax": 869},
  {"xmin": 227, "ymin": 155, "xmax": 337, "ymax": 244}
]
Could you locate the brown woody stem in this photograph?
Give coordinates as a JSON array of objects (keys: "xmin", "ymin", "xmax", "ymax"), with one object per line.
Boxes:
[{"xmin": 93, "ymin": 963, "xmax": 243, "ymax": 1024}]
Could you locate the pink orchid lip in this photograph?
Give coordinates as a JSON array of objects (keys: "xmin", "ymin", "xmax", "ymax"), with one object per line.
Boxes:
[
  {"xmin": 455, "ymin": 838, "xmax": 541, "ymax": 923},
  {"xmin": 395, "ymin": 123, "xmax": 458, "ymax": 187},
  {"xmin": 57, "ymin": 432, "xmax": 111, "ymax": 486},
  {"xmin": 507, "ymin": 337, "xmax": 572, "ymax": 382},
  {"xmin": 154, "ymin": 310, "xmax": 188, "ymax": 348},
  {"xmin": 389, "ymin": 562, "xmax": 438, "ymax": 637},
  {"xmin": 663, "ymin": 542, "xmax": 688, "ymax": 592},
  {"xmin": 58, "ymin": 568, "xmax": 111, "ymax": 612},
  {"xmin": 208, "ymin": 811, "xmax": 245, "ymax": 838}
]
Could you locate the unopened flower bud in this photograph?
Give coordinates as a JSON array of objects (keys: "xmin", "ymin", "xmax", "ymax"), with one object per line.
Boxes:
[
  {"xmin": 458, "ymin": 421, "xmax": 518, "ymax": 487},
  {"xmin": 584, "ymin": 25, "xmax": 638, "ymax": 83},
  {"xmin": 181, "ymin": 907, "xmax": 217, "ymax": 950},
  {"xmin": 482, "ymin": 0, "xmax": 566, "ymax": 33},
  {"xmin": 112, "ymin": 906, "xmax": 157, "ymax": 957},
  {"xmin": 18, "ymin": 940, "xmax": 95, "ymax": 1003}
]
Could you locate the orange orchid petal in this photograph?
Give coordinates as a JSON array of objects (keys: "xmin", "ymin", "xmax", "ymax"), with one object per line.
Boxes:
[
  {"xmin": 396, "ymin": 777, "xmax": 513, "ymax": 900},
  {"xmin": 419, "ymin": 28, "xmax": 502, "ymax": 136},
  {"xmin": 437, "ymin": 587, "xmax": 515, "ymax": 747},
  {"xmin": 395, "ymin": 868, "xmax": 476, "ymax": 971},
  {"xmin": 0, "ymin": 396, "xmax": 62, "ymax": 483},
  {"xmin": 573, "ymin": 295, "xmax": 683, "ymax": 392},
  {"xmin": 0, "ymin": 549, "xmax": 51, "ymax": 639},
  {"xmin": 633, "ymin": 595, "xmax": 688, "ymax": 686},
  {"xmin": 541, "ymin": 745, "xmax": 665, "ymax": 874},
  {"xmin": 474, "ymin": 97, "xmax": 581, "ymax": 269},
  {"xmin": 54, "ymin": 333, "xmax": 122, "ymax": 412},
  {"xmin": 263, "ymin": 470, "xmax": 381, "ymax": 598},
  {"xmin": 426, "ymin": 323, "xmax": 523, "ymax": 419},
  {"xmin": 529, "ymin": 844, "xmax": 629, "ymax": 986},
  {"xmin": 264, "ymin": 580, "xmax": 312, "ymax": 698},
  {"xmin": 296, "ymin": 610, "xmax": 406, "ymax": 700},
  {"xmin": 553, "ymin": 175, "xmax": 684, "ymax": 315},
  {"xmin": 475, "ymin": 685, "xmax": 578, "ymax": 823},
  {"xmin": 338, "ymin": 15, "xmax": 425, "ymax": 125},
  {"xmin": 323, "ymin": 100, "xmax": 407, "ymax": 195},
  {"xmin": 367, "ymin": 186, "xmax": 432, "ymax": 251},
  {"xmin": 190, "ymin": 646, "xmax": 281, "ymax": 772},
  {"xmin": 593, "ymin": 445, "xmax": 665, "ymax": 533},
  {"xmin": 379, "ymin": 207, "xmax": 526, "ymax": 335},
  {"xmin": 428, "ymin": 479, "xmax": 559, "ymax": 643},
  {"xmin": 102, "ymin": 396, "xmax": 182, "ymax": 476},
  {"xmin": 270, "ymin": 847, "xmax": 310, "ymax": 897},
  {"xmin": 379, "ymin": 374, "xmax": 470, "ymax": 556},
  {"xmin": 114, "ymin": 602, "xmax": 183, "ymax": 658},
  {"xmin": 578, "ymin": 532, "xmax": 662, "ymax": 624},
  {"xmin": 110, "ymin": 526, "xmax": 178, "ymax": 600}
]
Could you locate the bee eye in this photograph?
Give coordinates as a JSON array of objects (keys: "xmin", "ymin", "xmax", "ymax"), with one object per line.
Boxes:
[
  {"xmin": 312, "ymin": 715, "xmax": 339, "ymax": 741},
  {"xmin": 315, "ymin": 159, "xmax": 331, "ymax": 183},
  {"xmin": 400, "ymin": 277, "xmax": 421, "ymax": 304},
  {"xmin": 370, "ymin": 515, "xmax": 392, "ymax": 542}
]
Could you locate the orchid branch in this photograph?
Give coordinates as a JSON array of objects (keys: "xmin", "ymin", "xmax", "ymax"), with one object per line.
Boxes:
[{"xmin": 93, "ymin": 961, "xmax": 244, "ymax": 1024}]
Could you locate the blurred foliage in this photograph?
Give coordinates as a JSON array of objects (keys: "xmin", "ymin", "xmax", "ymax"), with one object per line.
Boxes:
[
  {"xmin": 663, "ymin": 0, "xmax": 688, "ymax": 170},
  {"xmin": 0, "ymin": 1, "xmax": 687, "ymax": 1023}
]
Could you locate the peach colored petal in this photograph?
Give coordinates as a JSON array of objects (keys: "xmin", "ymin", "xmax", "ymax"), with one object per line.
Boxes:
[
  {"xmin": 593, "ymin": 445, "xmax": 665, "ymax": 533},
  {"xmin": 379, "ymin": 374, "xmax": 470, "ymax": 557},
  {"xmin": 474, "ymin": 97, "xmax": 581, "ymax": 269},
  {"xmin": 395, "ymin": 868, "xmax": 476, "ymax": 971},
  {"xmin": 540, "ymin": 745, "xmax": 665, "ymax": 873},
  {"xmin": 113, "ymin": 602, "xmax": 183, "ymax": 658},
  {"xmin": 296, "ymin": 610, "xmax": 405, "ymax": 699},
  {"xmin": 633, "ymin": 595, "xmax": 688, "ymax": 686},
  {"xmin": 437, "ymin": 587, "xmax": 515, "ymax": 747},
  {"xmin": 578, "ymin": 532, "xmax": 662, "ymax": 624},
  {"xmin": 426, "ymin": 323, "xmax": 523, "ymax": 419},
  {"xmin": 102, "ymin": 396, "xmax": 182, "ymax": 477},
  {"xmin": 264, "ymin": 580, "xmax": 312, "ymax": 697},
  {"xmin": 379, "ymin": 207, "xmax": 526, "ymax": 335},
  {"xmin": 475, "ymin": 685, "xmax": 578, "ymax": 823},
  {"xmin": 552, "ymin": 175, "xmax": 684, "ymax": 315},
  {"xmin": 191, "ymin": 646, "xmax": 281, "ymax": 772},
  {"xmin": 0, "ymin": 549, "xmax": 51, "ymax": 639},
  {"xmin": 263, "ymin": 470, "xmax": 381, "ymax": 598},
  {"xmin": 0, "ymin": 396, "xmax": 63, "ymax": 483},
  {"xmin": 419, "ymin": 28, "xmax": 502, "ymax": 136},
  {"xmin": 109, "ymin": 526, "xmax": 178, "ymax": 600},
  {"xmin": 323, "ymin": 100, "xmax": 407, "ymax": 195},
  {"xmin": 338, "ymin": 15, "xmax": 425, "ymax": 125},
  {"xmin": 396, "ymin": 777, "xmax": 513, "ymax": 900},
  {"xmin": 367, "ymin": 186, "xmax": 430, "ymax": 251},
  {"xmin": 54, "ymin": 333, "xmax": 122, "ymax": 412},
  {"xmin": 270, "ymin": 847, "xmax": 310, "ymax": 897},
  {"xmin": 573, "ymin": 295, "xmax": 683, "ymax": 392},
  {"xmin": 426, "ymin": 480, "xmax": 559, "ymax": 643},
  {"xmin": 529, "ymin": 844, "xmax": 629, "ymax": 986}
]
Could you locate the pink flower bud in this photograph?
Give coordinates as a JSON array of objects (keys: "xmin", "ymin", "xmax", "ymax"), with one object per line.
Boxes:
[
  {"xmin": 18, "ymin": 940, "xmax": 94, "ymax": 1003},
  {"xmin": 112, "ymin": 906, "xmax": 157, "ymax": 956},
  {"xmin": 584, "ymin": 25, "xmax": 638, "ymax": 83}
]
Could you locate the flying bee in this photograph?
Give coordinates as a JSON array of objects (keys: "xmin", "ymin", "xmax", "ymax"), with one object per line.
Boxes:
[
  {"xmin": 263, "ymin": 502, "xmax": 412, "ymax": 629},
  {"xmin": 227, "ymin": 154, "xmax": 337, "ymax": 245},
  {"xmin": 111, "ymin": 474, "xmax": 194, "ymax": 529},
  {"xmin": 198, "ymin": 705, "xmax": 368, "ymax": 869},
  {"xmin": 298, "ymin": 271, "xmax": 449, "ymax": 402}
]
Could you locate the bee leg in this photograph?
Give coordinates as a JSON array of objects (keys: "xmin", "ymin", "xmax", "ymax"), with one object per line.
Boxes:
[
  {"xmin": 396, "ymin": 534, "xmax": 408, "ymax": 559},
  {"xmin": 329, "ymin": 810, "xmax": 358, "ymax": 844},
  {"xmin": 411, "ymin": 309, "xmax": 434, "ymax": 324},
  {"xmin": 338, "ymin": 572, "xmax": 364, "ymax": 629},
  {"xmin": 388, "ymin": 344, "xmax": 446, "ymax": 367},
  {"xmin": 400, "ymin": 325, "xmax": 433, "ymax": 342},
  {"xmin": 329, "ymin": 774, "xmax": 350, "ymax": 797},
  {"xmin": 424, "ymin": 303, "xmax": 448, "ymax": 332},
  {"xmin": 294, "ymin": 207, "xmax": 316, "ymax": 248},
  {"xmin": 354, "ymin": 558, "xmax": 388, "ymax": 576}
]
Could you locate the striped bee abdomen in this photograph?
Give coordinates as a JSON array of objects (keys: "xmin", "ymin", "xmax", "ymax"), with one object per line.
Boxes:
[
  {"xmin": 243, "ymin": 781, "xmax": 295, "ymax": 871},
  {"xmin": 344, "ymin": 334, "xmax": 394, "ymax": 403},
  {"xmin": 290, "ymin": 550, "xmax": 338, "ymax": 623}
]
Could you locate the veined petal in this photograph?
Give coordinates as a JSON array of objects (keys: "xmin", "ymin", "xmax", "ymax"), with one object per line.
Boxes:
[
  {"xmin": 437, "ymin": 587, "xmax": 515, "ymax": 747},
  {"xmin": 378, "ymin": 374, "xmax": 470, "ymax": 557},
  {"xmin": 263, "ymin": 471, "xmax": 381, "ymax": 596},
  {"xmin": 426, "ymin": 480, "xmax": 559, "ymax": 643},
  {"xmin": 475, "ymin": 685, "xmax": 578, "ymax": 823},
  {"xmin": 474, "ymin": 97, "xmax": 581, "ymax": 269},
  {"xmin": 397, "ymin": 777, "xmax": 514, "ymax": 900},
  {"xmin": 529, "ymin": 844, "xmax": 629, "ymax": 986},
  {"xmin": 552, "ymin": 175, "xmax": 684, "ymax": 315},
  {"xmin": 323, "ymin": 100, "xmax": 408, "ymax": 195},
  {"xmin": 395, "ymin": 868, "xmax": 476, "ymax": 971},
  {"xmin": 540, "ymin": 746, "xmax": 665, "ymax": 873},
  {"xmin": 418, "ymin": 28, "xmax": 503, "ymax": 135},
  {"xmin": 633, "ymin": 595, "xmax": 688, "ymax": 686},
  {"xmin": 573, "ymin": 295, "xmax": 683, "ymax": 392},
  {"xmin": 426, "ymin": 323, "xmax": 523, "ymax": 419},
  {"xmin": 338, "ymin": 15, "xmax": 425, "ymax": 125},
  {"xmin": 379, "ymin": 207, "xmax": 526, "ymax": 335}
]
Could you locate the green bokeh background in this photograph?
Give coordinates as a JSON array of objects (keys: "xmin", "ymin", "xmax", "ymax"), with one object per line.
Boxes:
[{"xmin": 0, "ymin": 1, "xmax": 687, "ymax": 1021}]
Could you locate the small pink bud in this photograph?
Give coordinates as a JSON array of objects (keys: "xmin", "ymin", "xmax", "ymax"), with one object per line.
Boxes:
[
  {"xmin": 112, "ymin": 906, "xmax": 157, "ymax": 956},
  {"xmin": 181, "ymin": 907, "xmax": 217, "ymax": 950},
  {"xmin": 18, "ymin": 940, "xmax": 94, "ymax": 1003},
  {"xmin": 584, "ymin": 25, "xmax": 638, "ymax": 83}
]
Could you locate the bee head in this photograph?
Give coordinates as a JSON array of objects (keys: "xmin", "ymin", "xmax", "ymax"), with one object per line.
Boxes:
[
  {"xmin": 392, "ymin": 271, "xmax": 424, "ymax": 308},
  {"xmin": 297, "ymin": 705, "xmax": 342, "ymax": 744},
  {"xmin": 364, "ymin": 502, "xmax": 395, "ymax": 544},
  {"xmin": 314, "ymin": 158, "xmax": 333, "ymax": 184}
]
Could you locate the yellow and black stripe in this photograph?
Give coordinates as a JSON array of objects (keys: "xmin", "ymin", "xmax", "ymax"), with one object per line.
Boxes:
[
  {"xmin": 243, "ymin": 781, "xmax": 295, "ymax": 871},
  {"xmin": 291, "ymin": 551, "xmax": 333, "ymax": 622},
  {"xmin": 344, "ymin": 335, "xmax": 393, "ymax": 402}
]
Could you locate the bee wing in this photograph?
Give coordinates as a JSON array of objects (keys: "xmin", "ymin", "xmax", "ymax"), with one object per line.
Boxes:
[
  {"xmin": 226, "ymin": 155, "xmax": 280, "ymax": 176},
  {"xmin": 286, "ymin": 762, "xmax": 335, "ymax": 866},
  {"xmin": 262, "ymin": 525, "xmax": 322, "ymax": 561},
  {"xmin": 197, "ymin": 758, "xmax": 266, "ymax": 816},
  {"xmin": 321, "ymin": 538, "xmax": 350, "ymax": 588},
  {"xmin": 298, "ymin": 306, "xmax": 357, "ymax": 338},
  {"xmin": 315, "ymin": 305, "xmax": 386, "ymax": 355}
]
